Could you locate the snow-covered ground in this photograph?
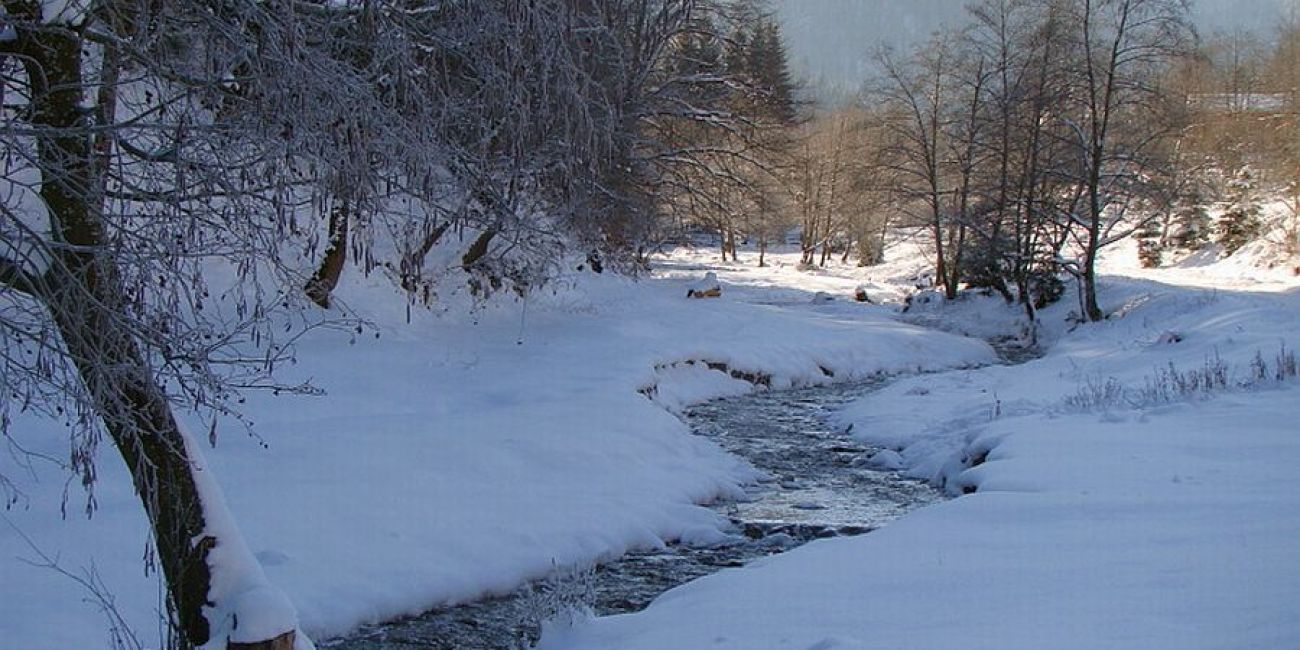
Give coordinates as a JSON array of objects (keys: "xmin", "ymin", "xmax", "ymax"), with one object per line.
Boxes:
[
  {"xmin": 4, "ymin": 231, "xmax": 1298, "ymax": 649},
  {"xmin": 0, "ymin": 240, "xmax": 991, "ymax": 648},
  {"xmin": 537, "ymin": 241, "xmax": 1300, "ymax": 650}
]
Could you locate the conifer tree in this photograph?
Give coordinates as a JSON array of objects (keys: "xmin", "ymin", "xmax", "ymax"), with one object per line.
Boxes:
[
  {"xmin": 1169, "ymin": 195, "xmax": 1212, "ymax": 253},
  {"xmin": 1217, "ymin": 168, "xmax": 1264, "ymax": 255},
  {"xmin": 748, "ymin": 20, "xmax": 798, "ymax": 126},
  {"xmin": 1136, "ymin": 219, "xmax": 1166, "ymax": 267}
]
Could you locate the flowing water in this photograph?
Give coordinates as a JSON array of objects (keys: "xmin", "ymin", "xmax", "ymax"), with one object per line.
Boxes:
[{"xmin": 324, "ymin": 378, "xmax": 951, "ymax": 650}]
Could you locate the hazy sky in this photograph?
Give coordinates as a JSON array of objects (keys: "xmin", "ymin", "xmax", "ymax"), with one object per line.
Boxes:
[{"xmin": 773, "ymin": 0, "xmax": 1299, "ymax": 94}]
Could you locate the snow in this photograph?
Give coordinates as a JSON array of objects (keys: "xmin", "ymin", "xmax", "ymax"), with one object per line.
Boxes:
[
  {"xmin": 179, "ymin": 428, "xmax": 306, "ymax": 649},
  {"xmin": 0, "ymin": 245, "xmax": 989, "ymax": 647},
  {"xmin": 4, "ymin": 228, "xmax": 1298, "ymax": 649},
  {"xmin": 536, "ymin": 240, "xmax": 1300, "ymax": 650},
  {"xmin": 37, "ymin": 1, "xmax": 88, "ymax": 25}
]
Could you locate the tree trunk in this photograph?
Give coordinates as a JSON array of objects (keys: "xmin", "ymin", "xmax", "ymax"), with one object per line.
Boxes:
[
  {"xmin": 1082, "ymin": 246, "xmax": 1103, "ymax": 321},
  {"xmin": 229, "ymin": 631, "xmax": 296, "ymax": 650},
  {"xmin": 25, "ymin": 26, "xmax": 218, "ymax": 647},
  {"xmin": 305, "ymin": 200, "xmax": 351, "ymax": 308},
  {"xmin": 462, "ymin": 228, "xmax": 497, "ymax": 269},
  {"xmin": 727, "ymin": 227, "xmax": 739, "ymax": 262},
  {"xmin": 946, "ymin": 224, "xmax": 966, "ymax": 300},
  {"xmin": 400, "ymin": 221, "xmax": 450, "ymax": 295},
  {"xmin": 49, "ymin": 268, "xmax": 218, "ymax": 647}
]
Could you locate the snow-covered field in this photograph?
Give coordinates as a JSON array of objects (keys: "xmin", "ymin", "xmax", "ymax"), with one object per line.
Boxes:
[
  {"xmin": 537, "ymin": 242, "xmax": 1300, "ymax": 650},
  {"xmin": 3, "ymin": 232, "xmax": 1298, "ymax": 649},
  {"xmin": 0, "ymin": 240, "xmax": 991, "ymax": 648}
]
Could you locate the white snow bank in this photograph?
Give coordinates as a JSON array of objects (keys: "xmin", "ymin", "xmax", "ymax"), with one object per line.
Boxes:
[
  {"xmin": 0, "ymin": 250, "xmax": 992, "ymax": 647},
  {"xmin": 538, "ymin": 264, "xmax": 1300, "ymax": 650},
  {"xmin": 542, "ymin": 385, "xmax": 1300, "ymax": 650}
]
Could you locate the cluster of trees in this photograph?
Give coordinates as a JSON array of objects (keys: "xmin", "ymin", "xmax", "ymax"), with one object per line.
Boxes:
[
  {"xmin": 650, "ymin": 0, "xmax": 801, "ymax": 266},
  {"xmin": 787, "ymin": 107, "xmax": 893, "ymax": 268},
  {"xmin": 663, "ymin": 3, "xmax": 896, "ymax": 272},
  {"xmin": 0, "ymin": 1, "xmax": 777, "ymax": 647},
  {"xmin": 868, "ymin": 0, "xmax": 1300, "ymax": 324},
  {"xmin": 865, "ymin": 0, "xmax": 1197, "ymax": 324},
  {"xmin": 1137, "ymin": 12, "xmax": 1300, "ymax": 266},
  {"xmin": 678, "ymin": 0, "xmax": 1288, "ymax": 329}
]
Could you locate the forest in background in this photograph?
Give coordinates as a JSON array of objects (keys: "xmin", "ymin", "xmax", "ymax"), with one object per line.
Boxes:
[{"xmin": 704, "ymin": 0, "xmax": 1300, "ymax": 328}]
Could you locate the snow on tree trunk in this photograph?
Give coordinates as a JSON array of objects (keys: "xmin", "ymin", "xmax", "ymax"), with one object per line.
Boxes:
[
  {"xmin": 181, "ymin": 429, "xmax": 305, "ymax": 650},
  {"xmin": 305, "ymin": 201, "xmax": 351, "ymax": 309},
  {"xmin": 9, "ymin": 14, "xmax": 304, "ymax": 648}
]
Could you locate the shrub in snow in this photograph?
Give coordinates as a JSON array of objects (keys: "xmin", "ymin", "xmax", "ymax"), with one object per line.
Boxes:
[
  {"xmin": 1027, "ymin": 273, "xmax": 1065, "ymax": 310},
  {"xmin": 1249, "ymin": 344, "xmax": 1299, "ymax": 384},
  {"xmin": 1063, "ymin": 376, "xmax": 1127, "ymax": 412},
  {"xmin": 1132, "ymin": 354, "xmax": 1230, "ymax": 406},
  {"xmin": 1064, "ymin": 346, "xmax": 1299, "ymax": 414},
  {"xmin": 524, "ymin": 565, "xmax": 596, "ymax": 646},
  {"xmin": 1136, "ymin": 218, "xmax": 1165, "ymax": 268},
  {"xmin": 1277, "ymin": 345, "xmax": 1298, "ymax": 381}
]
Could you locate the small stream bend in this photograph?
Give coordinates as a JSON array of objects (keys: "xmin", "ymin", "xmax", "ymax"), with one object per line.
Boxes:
[{"xmin": 325, "ymin": 374, "xmax": 952, "ymax": 650}]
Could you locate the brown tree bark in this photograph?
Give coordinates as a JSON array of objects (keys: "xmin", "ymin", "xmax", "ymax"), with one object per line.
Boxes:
[
  {"xmin": 462, "ymin": 228, "xmax": 497, "ymax": 269},
  {"xmin": 305, "ymin": 200, "xmax": 350, "ymax": 308},
  {"xmin": 229, "ymin": 631, "xmax": 296, "ymax": 650},
  {"xmin": 12, "ymin": 16, "xmax": 284, "ymax": 648}
]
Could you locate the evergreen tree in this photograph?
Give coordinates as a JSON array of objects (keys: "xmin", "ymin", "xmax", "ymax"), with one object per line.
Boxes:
[
  {"xmin": 748, "ymin": 20, "xmax": 798, "ymax": 125},
  {"xmin": 722, "ymin": 2, "xmax": 796, "ymax": 126},
  {"xmin": 1136, "ymin": 218, "xmax": 1166, "ymax": 267},
  {"xmin": 673, "ymin": 17, "xmax": 729, "ymax": 106},
  {"xmin": 1169, "ymin": 195, "xmax": 1212, "ymax": 252},
  {"xmin": 1217, "ymin": 168, "xmax": 1264, "ymax": 255}
]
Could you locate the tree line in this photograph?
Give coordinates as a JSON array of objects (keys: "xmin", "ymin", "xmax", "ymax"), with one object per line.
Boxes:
[{"xmin": 754, "ymin": 0, "xmax": 1299, "ymax": 327}]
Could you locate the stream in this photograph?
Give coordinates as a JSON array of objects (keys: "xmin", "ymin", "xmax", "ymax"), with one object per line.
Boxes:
[{"xmin": 324, "ymin": 375, "xmax": 952, "ymax": 650}]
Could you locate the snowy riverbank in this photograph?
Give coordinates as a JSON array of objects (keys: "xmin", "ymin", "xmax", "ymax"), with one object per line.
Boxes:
[
  {"xmin": 0, "ymin": 247, "xmax": 992, "ymax": 648},
  {"xmin": 537, "ymin": 250, "xmax": 1300, "ymax": 650},
  {"xmin": 5, "ymin": 237, "xmax": 1298, "ymax": 649}
]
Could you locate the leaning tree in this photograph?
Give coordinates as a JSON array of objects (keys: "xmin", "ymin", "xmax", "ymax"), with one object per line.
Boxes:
[{"xmin": 0, "ymin": 1, "xmax": 435, "ymax": 646}]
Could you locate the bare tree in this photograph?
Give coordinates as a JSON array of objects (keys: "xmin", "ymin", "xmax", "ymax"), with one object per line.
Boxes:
[
  {"xmin": 1265, "ymin": 12, "xmax": 1300, "ymax": 259},
  {"xmin": 873, "ymin": 35, "xmax": 967, "ymax": 297},
  {"xmin": 1056, "ymin": 0, "xmax": 1193, "ymax": 321},
  {"xmin": 0, "ymin": 1, "xmax": 395, "ymax": 646}
]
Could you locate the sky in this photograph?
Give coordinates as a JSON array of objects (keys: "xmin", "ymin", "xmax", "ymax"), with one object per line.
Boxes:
[{"xmin": 773, "ymin": 0, "xmax": 1299, "ymax": 97}]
